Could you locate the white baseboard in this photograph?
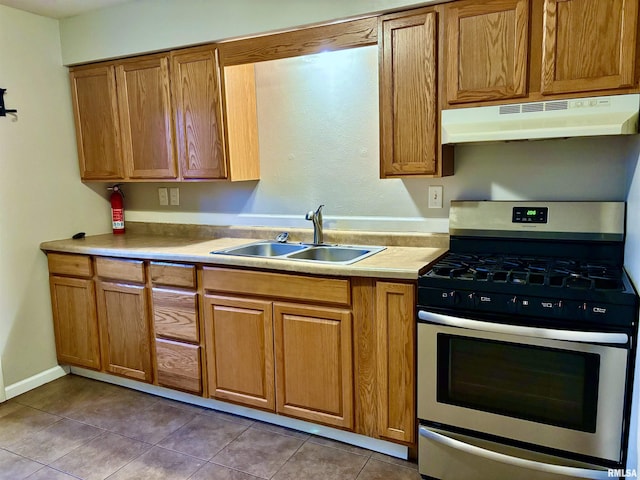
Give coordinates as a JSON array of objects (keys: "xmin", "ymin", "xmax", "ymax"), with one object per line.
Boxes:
[
  {"xmin": 70, "ymin": 366, "xmax": 408, "ymax": 459},
  {"xmin": 5, "ymin": 365, "xmax": 69, "ymax": 399}
]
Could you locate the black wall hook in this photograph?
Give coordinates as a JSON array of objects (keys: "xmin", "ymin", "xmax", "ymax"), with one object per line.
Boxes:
[{"xmin": 0, "ymin": 88, "xmax": 17, "ymax": 117}]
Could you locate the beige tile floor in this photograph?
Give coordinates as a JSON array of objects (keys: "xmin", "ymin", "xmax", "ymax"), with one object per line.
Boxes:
[{"xmin": 0, "ymin": 375, "xmax": 421, "ymax": 480}]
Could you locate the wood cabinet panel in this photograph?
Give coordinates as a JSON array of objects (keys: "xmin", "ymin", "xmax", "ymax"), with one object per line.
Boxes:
[
  {"xmin": 379, "ymin": 9, "xmax": 451, "ymax": 177},
  {"xmin": 202, "ymin": 267, "xmax": 351, "ymax": 306},
  {"xmin": 219, "ymin": 17, "xmax": 377, "ymax": 66},
  {"xmin": 376, "ymin": 282, "xmax": 415, "ymax": 443},
  {"xmin": 155, "ymin": 338, "xmax": 201, "ymax": 394},
  {"xmin": 150, "ymin": 262, "xmax": 196, "ymax": 288},
  {"xmin": 203, "ymin": 295, "xmax": 275, "ymax": 410},
  {"xmin": 49, "ymin": 276, "xmax": 101, "ymax": 370},
  {"xmin": 351, "ymin": 278, "xmax": 377, "ymax": 437},
  {"xmin": 445, "ymin": 0, "xmax": 529, "ymax": 103},
  {"xmin": 274, "ymin": 303, "xmax": 353, "ymax": 429},
  {"xmin": 152, "ymin": 288, "xmax": 199, "ymax": 343},
  {"xmin": 540, "ymin": 0, "xmax": 638, "ymax": 94},
  {"xmin": 69, "ymin": 64, "xmax": 124, "ymax": 180},
  {"xmin": 222, "ymin": 63, "xmax": 260, "ymax": 181},
  {"xmin": 117, "ymin": 55, "xmax": 177, "ymax": 179},
  {"xmin": 171, "ymin": 47, "xmax": 227, "ymax": 179},
  {"xmin": 96, "ymin": 281, "xmax": 152, "ymax": 382},
  {"xmin": 47, "ymin": 253, "xmax": 92, "ymax": 278},
  {"xmin": 95, "ymin": 257, "xmax": 144, "ymax": 283}
]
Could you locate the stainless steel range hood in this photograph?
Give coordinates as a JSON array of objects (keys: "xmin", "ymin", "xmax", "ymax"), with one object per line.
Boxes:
[{"xmin": 441, "ymin": 94, "xmax": 639, "ymax": 144}]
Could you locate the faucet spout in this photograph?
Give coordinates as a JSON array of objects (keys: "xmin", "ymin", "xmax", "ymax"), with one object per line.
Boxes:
[{"xmin": 305, "ymin": 205, "xmax": 324, "ymax": 244}]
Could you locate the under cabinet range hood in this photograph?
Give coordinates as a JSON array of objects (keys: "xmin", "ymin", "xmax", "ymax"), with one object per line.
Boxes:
[{"xmin": 441, "ymin": 93, "xmax": 640, "ymax": 144}]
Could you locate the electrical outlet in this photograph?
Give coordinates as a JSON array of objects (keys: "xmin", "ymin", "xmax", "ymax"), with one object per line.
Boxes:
[
  {"xmin": 428, "ymin": 185, "xmax": 443, "ymax": 209},
  {"xmin": 158, "ymin": 187, "xmax": 169, "ymax": 206},
  {"xmin": 169, "ymin": 187, "xmax": 180, "ymax": 206}
]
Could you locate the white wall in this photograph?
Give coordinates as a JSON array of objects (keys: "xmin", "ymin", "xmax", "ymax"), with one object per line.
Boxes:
[
  {"xmin": 624, "ymin": 139, "xmax": 640, "ymax": 472},
  {"xmin": 59, "ymin": 0, "xmax": 437, "ymax": 65},
  {"xmin": 0, "ymin": 5, "xmax": 110, "ymax": 387}
]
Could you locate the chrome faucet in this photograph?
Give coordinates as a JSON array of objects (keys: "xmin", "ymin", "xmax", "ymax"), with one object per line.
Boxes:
[{"xmin": 305, "ymin": 205, "xmax": 324, "ymax": 244}]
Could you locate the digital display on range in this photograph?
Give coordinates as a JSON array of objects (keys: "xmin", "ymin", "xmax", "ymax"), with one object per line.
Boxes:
[{"xmin": 512, "ymin": 206, "xmax": 548, "ymax": 223}]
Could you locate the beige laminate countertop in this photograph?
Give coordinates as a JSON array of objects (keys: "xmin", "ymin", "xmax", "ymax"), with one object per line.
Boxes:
[{"xmin": 40, "ymin": 232, "xmax": 448, "ymax": 280}]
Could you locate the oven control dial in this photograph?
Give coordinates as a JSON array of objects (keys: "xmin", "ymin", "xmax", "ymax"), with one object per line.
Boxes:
[
  {"xmin": 441, "ymin": 291, "xmax": 460, "ymax": 306},
  {"xmin": 507, "ymin": 296, "xmax": 519, "ymax": 313},
  {"xmin": 539, "ymin": 299, "xmax": 564, "ymax": 316},
  {"xmin": 466, "ymin": 292, "xmax": 496, "ymax": 308}
]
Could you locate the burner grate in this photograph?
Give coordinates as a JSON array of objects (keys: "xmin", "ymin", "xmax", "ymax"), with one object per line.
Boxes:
[{"xmin": 426, "ymin": 253, "xmax": 624, "ymax": 291}]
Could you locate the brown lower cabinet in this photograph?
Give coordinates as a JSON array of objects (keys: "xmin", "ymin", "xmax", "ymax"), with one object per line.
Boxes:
[
  {"xmin": 274, "ymin": 302, "xmax": 353, "ymax": 429},
  {"xmin": 48, "ymin": 260, "xmax": 101, "ymax": 370},
  {"xmin": 95, "ymin": 258, "xmax": 153, "ymax": 383},
  {"xmin": 46, "ymin": 253, "xmax": 416, "ymax": 446},
  {"xmin": 149, "ymin": 262, "xmax": 203, "ymax": 395},
  {"xmin": 203, "ymin": 295, "xmax": 275, "ymax": 410}
]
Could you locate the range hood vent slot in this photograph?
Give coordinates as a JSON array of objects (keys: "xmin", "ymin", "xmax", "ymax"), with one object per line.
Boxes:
[{"xmin": 442, "ymin": 94, "xmax": 639, "ymax": 144}]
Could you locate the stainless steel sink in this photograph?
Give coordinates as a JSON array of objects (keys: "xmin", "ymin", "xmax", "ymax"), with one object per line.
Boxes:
[
  {"xmin": 212, "ymin": 241, "xmax": 385, "ymax": 264},
  {"xmin": 286, "ymin": 245, "xmax": 380, "ymax": 263},
  {"xmin": 213, "ymin": 241, "xmax": 309, "ymax": 257}
]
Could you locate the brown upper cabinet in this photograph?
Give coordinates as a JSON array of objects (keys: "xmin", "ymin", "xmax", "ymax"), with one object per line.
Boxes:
[
  {"xmin": 539, "ymin": 0, "xmax": 638, "ymax": 95},
  {"xmin": 69, "ymin": 48, "xmax": 259, "ymax": 182},
  {"xmin": 444, "ymin": 0, "xmax": 640, "ymax": 107},
  {"xmin": 445, "ymin": 0, "xmax": 529, "ymax": 104},
  {"xmin": 171, "ymin": 46, "xmax": 260, "ymax": 181},
  {"xmin": 379, "ymin": 8, "xmax": 454, "ymax": 178},
  {"xmin": 69, "ymin": 64, "xmax": 124, "ymax": 180},
  {"xmin": 171, "ymin": 47, "xmax": 227, "ymax": 179},
  {"xmin": 117, "ymin": 55, "xmax": 177, "ymax": 179}
]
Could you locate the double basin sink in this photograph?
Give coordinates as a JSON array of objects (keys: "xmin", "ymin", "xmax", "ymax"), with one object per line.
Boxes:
[{"xmin": 212, "ymin": 240, "xmax": 385, "ymax": 265}]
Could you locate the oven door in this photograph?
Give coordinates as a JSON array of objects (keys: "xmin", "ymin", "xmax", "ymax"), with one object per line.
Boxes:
[{"xmin": 417, "ymin": 310, "xmax": 630, "ymax": 463}]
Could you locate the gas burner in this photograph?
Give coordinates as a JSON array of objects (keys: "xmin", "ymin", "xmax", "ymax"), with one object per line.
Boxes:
[{"xmin": 427, "ymin": 253, "xmax": 626, "ymax": 291}]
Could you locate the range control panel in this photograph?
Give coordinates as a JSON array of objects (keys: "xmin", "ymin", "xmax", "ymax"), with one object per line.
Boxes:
[{"xmin": 512, "ymin": 207, "xmax": 548, "ymax": 224}]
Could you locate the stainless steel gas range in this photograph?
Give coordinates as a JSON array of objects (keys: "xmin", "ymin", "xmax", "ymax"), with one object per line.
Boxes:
[{"xmin": 417, "ymin": 201, "xmax": 638, "ymax": 480}]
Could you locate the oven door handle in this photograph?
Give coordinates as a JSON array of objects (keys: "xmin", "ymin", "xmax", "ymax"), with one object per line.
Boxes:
[
  {"xmin": 418, "ymin": 310, "xmax": 629, "ymax": 345},
  {"xmin": 419, "ymin": 427, "xmax": 610, "ymax": 480}
]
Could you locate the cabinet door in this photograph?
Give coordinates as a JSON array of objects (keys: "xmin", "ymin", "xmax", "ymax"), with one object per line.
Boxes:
[
  {"xmin": 203, "ymin": 295, "xmax": 275, "ymax": 411},
  {"xmin": 540, "ymin": 0, "xmax": 638, "ymax": 94},
  {"xmin": 171, "ymin": 47, "xmax": 227, "ymax": 179},
  {"xmin": 49, "ymin": 276, "xmax": 101, "ymax": 370},
  {"xmin": 274, "ymin": 303, "xmax": 353, "ymax": 429},
  {"xmin": 69, "ymin": 65, "xmax": 124, "ymax": 180},
  {"xmin": 116, "ymin": 55, "xmax": 177, "ymax": 179},
  {"xmin": 96, "ymin": 281, "xmax": 152, "ymax": 382},
  {"xmin": 379, "ymin": 10, "xmax": 439, "ymax": 177},
  {"xmin": 445, "ymin": 0, "xmax": 529, "ymax": 103},
  {"xmin": 376, "ymin": 282, "xmax": 415, "ymax": 444}
]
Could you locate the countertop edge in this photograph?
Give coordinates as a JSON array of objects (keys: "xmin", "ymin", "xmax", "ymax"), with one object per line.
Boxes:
[{"xmin": 41, "ymin": 234, "xmax": 448, "ymax": 281}]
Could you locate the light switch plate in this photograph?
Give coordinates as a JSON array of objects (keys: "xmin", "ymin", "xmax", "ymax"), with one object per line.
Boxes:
[
  {"xmin": 428, "ymin": 186, "xmax": 443, "ymax": 209},
  {"xmin": 158, "ymin": 187, "xmax": 169, "ymax": 206},
  {"xmin": 169, "ymin": 187, "xmax": 180, "ymax": 206}
]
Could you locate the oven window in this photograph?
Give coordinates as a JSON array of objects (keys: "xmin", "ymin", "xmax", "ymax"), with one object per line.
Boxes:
[{"xmin": 437, "ymin": 335, "xmax": 599, "ymax": 432}]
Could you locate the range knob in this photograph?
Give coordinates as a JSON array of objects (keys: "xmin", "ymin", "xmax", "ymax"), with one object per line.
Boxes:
[
  {"xmin": 440, "ymin": 291, "xmax": 460, "ymax": 306},
  {"xmin": 507, "ymin": 296, "xmax": 519, "ymax": 313},
  {"xmin": 466, "ymin": 292, "xmax": 479, "ymax": 307},
  {"xmin": 539, "ymin": 299, "xmax": 564, "ymax": 316}
]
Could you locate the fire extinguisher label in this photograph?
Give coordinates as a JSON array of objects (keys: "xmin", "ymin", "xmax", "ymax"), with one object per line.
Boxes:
[{"xmin": 112, "ymin": 208, "xmax": 124, "ymax": 229}]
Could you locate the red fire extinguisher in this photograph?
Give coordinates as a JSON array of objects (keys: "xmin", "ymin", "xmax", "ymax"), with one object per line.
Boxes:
[{"xmin": 108, "ymin": 184, "xmax": 125, "ymax": 235}]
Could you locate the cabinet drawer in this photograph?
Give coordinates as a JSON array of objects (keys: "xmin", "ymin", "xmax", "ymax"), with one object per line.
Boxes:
[
  {"xmin": 155, "ymin": 339, "xmax": 201, "ymax": 394},
  {"xmin": 48, "ymin": 253, "xmax": 92, "ymax": 277},
  {"xmin": 152, "ymin": 289, "xmax": 199, "ymax": 342},
  {"xmin": 150, "ymin": 262, "xmax": 196, "ymax": 288},
  {"xmin": 202, "ymin": 267, "xmax": 351, "ymax": 306},
  {"xmin": 95, "ymin": 257, "xmax": 144, "ymax": 283}
]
